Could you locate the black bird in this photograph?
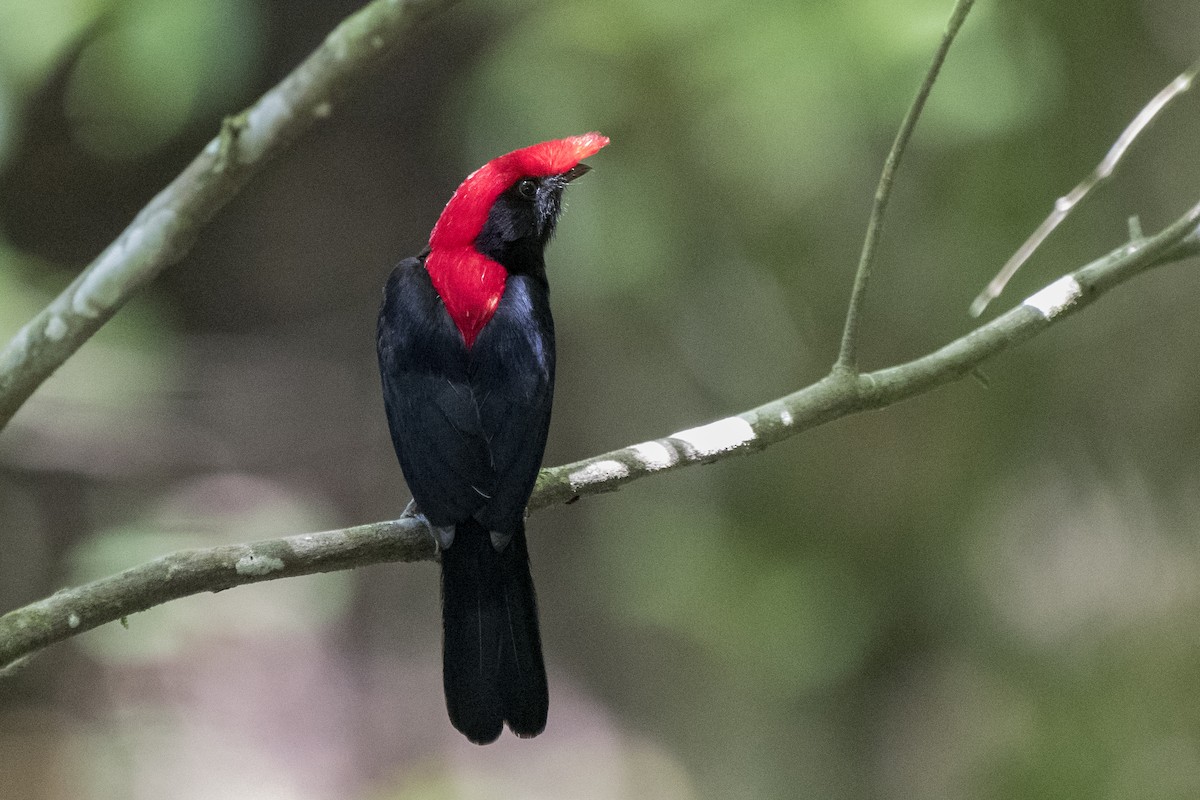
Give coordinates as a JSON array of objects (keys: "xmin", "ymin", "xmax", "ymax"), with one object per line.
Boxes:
[{"xmin": 376, "ymin": 133, "xmax": 608, "ymax": 744}]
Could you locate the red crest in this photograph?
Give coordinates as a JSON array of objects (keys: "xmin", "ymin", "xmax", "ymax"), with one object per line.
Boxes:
[{"xmin": 425, "ymin": 133, "xmax": 609, "ymax": 347}]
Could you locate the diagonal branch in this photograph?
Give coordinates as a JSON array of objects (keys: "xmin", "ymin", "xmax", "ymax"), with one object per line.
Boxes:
[
  {"xmin": 0, "ymin": 0, "xmax": 456, "ymax": 434},
  {"xmin": 3, "ymin": 199, "xmax": 1198, "ymax": 672},
  {"xmin": 836, "ymin": 0, "xmax": 976, "ymax": 373},
  {"xmin": 970, "ymin": 56, "xmax": 1200, "ymax": 316}
]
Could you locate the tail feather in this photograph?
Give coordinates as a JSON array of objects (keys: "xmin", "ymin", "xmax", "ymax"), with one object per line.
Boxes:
[{"xmin": 441, "ymin": 519, "xmax": 547, "ymax": 744}]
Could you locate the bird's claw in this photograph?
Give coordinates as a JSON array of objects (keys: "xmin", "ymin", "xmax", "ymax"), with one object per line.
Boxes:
[
  {"xmin": 431, "ymin": 523, "xmax": 455, "ymax": 551},
  {"xmin": 403, "ymin": 500, "xmax": 455, "ymax": 551}
]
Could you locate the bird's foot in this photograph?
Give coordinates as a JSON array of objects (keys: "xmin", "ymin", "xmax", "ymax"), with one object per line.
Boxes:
[{"xmin": 403, "ymin": 500, "xmax": 455, "ymax": 550}]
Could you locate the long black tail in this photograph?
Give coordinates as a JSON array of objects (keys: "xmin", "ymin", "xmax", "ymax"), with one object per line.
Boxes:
[{"xmin": 440, "ymin": 518, "xmax": 547, "ymax": 744}]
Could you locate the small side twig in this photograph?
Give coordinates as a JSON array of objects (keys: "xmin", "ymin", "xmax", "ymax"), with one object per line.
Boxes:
[
  {"xmin": 836, "ymin": 0, "xmax": 976, "ymax": 373},
  {"xmin": 970, "ymin": 56, "xmax": 1200, "ymax": 316}
]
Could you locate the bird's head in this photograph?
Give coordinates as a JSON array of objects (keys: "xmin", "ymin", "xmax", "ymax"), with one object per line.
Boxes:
[
  {"xmin": 423, "ymin": 133, "xmax": 607, "ymax": 347},
  {"xmin": 429, "ymin": 133, "xmax": 609, "ymax": 274}
]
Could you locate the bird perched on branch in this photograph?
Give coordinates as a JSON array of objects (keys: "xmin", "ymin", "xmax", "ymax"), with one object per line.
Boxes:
[{"xmin": 376, "ymin": 133, "xmax": 608, "ymax": 744}]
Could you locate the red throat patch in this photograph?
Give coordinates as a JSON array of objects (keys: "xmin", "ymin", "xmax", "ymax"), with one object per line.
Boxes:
[
  {"xmin": 425, "ymin": 248, "xmax": 507, "ymax": 348},
  {"xmin": 424, "ymin": 133, "xmax": 609, "ymax": 347}
]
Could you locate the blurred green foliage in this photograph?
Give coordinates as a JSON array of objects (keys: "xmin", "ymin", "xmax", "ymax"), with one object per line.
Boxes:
[
  {"xmin": 2, "ymin": 0, "xmax": 1200, "ymax": 799},
  {"xmin": 0, "ymin": 0, "xmax": 262, "ymax": 162},
  {"xmin": 64, "ymin": 0, "xmax": 263, "ymax": 160}
]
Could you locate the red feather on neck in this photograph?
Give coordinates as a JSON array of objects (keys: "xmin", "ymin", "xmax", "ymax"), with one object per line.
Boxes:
[{"xmin": 424, "ymin": 133, "xmax": 609, "ymax": 347}]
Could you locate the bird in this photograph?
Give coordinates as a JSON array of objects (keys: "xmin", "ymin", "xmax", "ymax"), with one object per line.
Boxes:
[{"xmin": 376, "ymin": 133, "xmax": 608, "ymax": 744}]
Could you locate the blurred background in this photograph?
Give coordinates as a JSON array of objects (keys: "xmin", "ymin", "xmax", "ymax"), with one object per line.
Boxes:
[{"xmin": 1, "ymin": 0, "xmax": 1199, "ymax": 797}]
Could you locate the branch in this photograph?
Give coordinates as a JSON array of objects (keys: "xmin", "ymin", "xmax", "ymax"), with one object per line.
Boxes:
[
  {"xmin": 970, "ymin": 56, "xmax": 1200, "ymax": 316},
  {"xmin": 4, "ymin": 201, "xmax": 1198, "ymax": 671},
  {"xmin": 0, "ymin": 0, "xmax": 456, "ymax": 434},
  {"xmin": 836, "ymin": 0, "xmax": 976, "ymax": 373}
]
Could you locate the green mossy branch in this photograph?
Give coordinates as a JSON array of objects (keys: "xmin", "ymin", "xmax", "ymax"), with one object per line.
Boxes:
[
  {"xmin": 3, "ymin": 207, "xmax": 1198, "ymax": 671},
  {"xmin": 2, "ymin": 0, "xmax": 1199, "ymax": 677},
  {"xmin": 1, "ymin": 519, "xmax": 432, "ymax": 671}
]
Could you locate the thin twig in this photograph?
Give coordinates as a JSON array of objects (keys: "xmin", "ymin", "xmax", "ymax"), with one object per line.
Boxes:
[
  {"xmin": 4, "ymin": 198, "xmax": 1200, "ymax": 672},
  {"xmin": 970, "ymin": 57, "xmax": 1200, "ymax": 316},
  {"xmin": 835, "ymin": 0, "xmax": 976, "ymax": 373},
  {"xmin": 0, "ymin": 0, "xmax": 456, "ymax": 434}
]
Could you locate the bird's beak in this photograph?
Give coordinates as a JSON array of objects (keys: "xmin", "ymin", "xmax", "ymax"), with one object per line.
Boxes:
[{"xmin": 560, "ymin": 163, "xmax": 592, "ymax": 183}]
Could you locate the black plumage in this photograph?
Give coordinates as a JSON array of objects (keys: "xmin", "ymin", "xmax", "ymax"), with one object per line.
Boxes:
[{"xmin": 376, "ymin": 157, "xmax": 595, "ymax": 743}]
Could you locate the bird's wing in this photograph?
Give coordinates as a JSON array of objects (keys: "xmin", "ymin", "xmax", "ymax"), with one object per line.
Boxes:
[
  {"xmin": 377, "ymin": 257, "xmax": 496, "ymax": 524},
  {"xmin": 469, "ymin": 274, "xmax": 556, "ymax": 535}
]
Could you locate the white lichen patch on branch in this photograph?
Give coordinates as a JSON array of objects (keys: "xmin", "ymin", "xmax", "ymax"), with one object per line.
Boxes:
[
  {"xmin": 630, "ymin": 441, "xmax": 675, "ymax": 471},
  {"xmin": 670, "ymin": 416, "xmax": 756, "ymax": 458},
  {"xmin": 73, "ymin": 209, "xmax": 179, "ymax": 317},
  {"xmin": 67, "ymin": 612, "xmax": 80, "ymax": 629},
  {"xmin": 568, "ymin": 459, "xmax": 630, "ymax": 490},
  {"xmin": 5, "ymin": 325, "xmax": 30, "ymax": 359},
  {"xmin": 779, "ymin": 409, "xmax": 793, "ymax": 426},
  {"xmin": 44, "ymin": 316, "xmax": 68, "ymax": 342},
  {"xmin": 287, "ymin": 533, "xmax": 324, "ymax": 556},
  {"xmin": 241, "ymin": 92, "xmax": 292, "ymax": 163},
  {"xmin": 234, "ymin": 553, "xmax": 285, "ymax": 576},
  {"xmin": 1023, "ymin": 275, "xmax": 1082, "ymax": 320},
  {"xmin": 72, "ymin": 235, "xmax": 142, "ymax": 317},
  {"xmin": 327, "ymin": 28, "xmax": 352, "ymax": 61}
]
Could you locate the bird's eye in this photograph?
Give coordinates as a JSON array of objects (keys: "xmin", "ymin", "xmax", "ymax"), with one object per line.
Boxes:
[{"xmin": 516, "ymin": 178, "xmax": 538, "ymax": 200}]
